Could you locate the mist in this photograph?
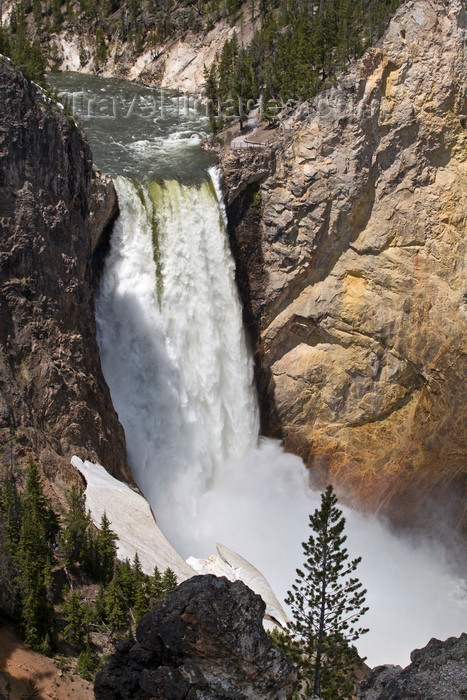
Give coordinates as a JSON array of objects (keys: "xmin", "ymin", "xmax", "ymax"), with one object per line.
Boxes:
[
  {"xmin": 159, "ymin": 434, "xmax": 467, "ymax": 668},
  {"xmin": 96, "ymin": 173, "xmax": 467, "ymax": 670}
]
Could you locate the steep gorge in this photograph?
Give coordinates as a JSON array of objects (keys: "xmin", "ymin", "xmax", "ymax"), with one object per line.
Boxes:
[
  {"xmin": 0, "ymin": 58, "xmax": 132, "ymax": 495},
  {"xmin": 221, "ymin": 0, "xmax": 467, "ymax": 539},
  {"xmin": 0, "ymin": 0, "xmax": 256, "ymax": 93}
]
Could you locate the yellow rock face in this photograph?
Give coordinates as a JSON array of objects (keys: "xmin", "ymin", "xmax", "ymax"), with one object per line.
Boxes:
[{"xmin": 223, "ymin": 0, "xmax": 467, "ymax": 535}]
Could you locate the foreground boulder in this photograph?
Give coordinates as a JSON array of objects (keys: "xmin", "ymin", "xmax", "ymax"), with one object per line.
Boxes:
[
  {"xmin": 94, "ymin": 575, "xmax": 296, "ymax": 699},
  {"xmin": 358, "ymin": 633, "xmax": 467, "ymax": 700}
]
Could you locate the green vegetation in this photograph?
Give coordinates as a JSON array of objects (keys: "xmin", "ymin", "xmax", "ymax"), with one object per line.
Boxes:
[
  {"xmin": 0, "ymin": 459, "xmax": 178, "ymax": 680},
  {"xmin": 15, "ymin": 462, "xmax": 59, "ymax": 653},
  {"xmin": 2, "ymin": 1, "xmax": 47, "ymax": 84},
  {"xmin": 205, "ymin": 0, "xmax": 403, "ymax": 111},
  {"xmin": 1, "ymin": 0, "xmax": 246, "ymax": 83},
  {"xmin": 274, "ymin": 485, "xmax": 368, "ymax": 699},
  {"xmin": 1, "ymin": 0, "xmax": 403, "ymax": 115}
]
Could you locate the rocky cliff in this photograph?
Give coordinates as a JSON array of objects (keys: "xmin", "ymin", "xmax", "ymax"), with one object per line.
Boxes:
[
  {"xmin": 53, "ymin": 15, "xmax": 256, "ymax": 93},
  {"xmin": 0, "ymin": 0, "xmax": 256, "ymax": 93},
  {"xmin": 358, "ymin": 633, "xmax": 467, "ymax": 700},
  {"xmin": 0, "ymin": 58, "xmax": 132, "ymax": 494},
  {"xmin": 94, "ymin": 574, "xmax": 297, "ymax": 700},
  {"xmin": 222, "ymin": 0, "xmax": 467, "ymax": 537}
]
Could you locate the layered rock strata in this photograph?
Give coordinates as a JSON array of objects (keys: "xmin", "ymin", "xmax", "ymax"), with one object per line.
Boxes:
[
  {"xmin": 222, "ymin": 0, "xmax": 467, "ymax": 535},
  {"xmin": 0, "ymin": 59, "xmax": 131, "ymax": 492},
  {"xmin": 94, "ymin": 574, "xmax": 297, "ymax": 700}
]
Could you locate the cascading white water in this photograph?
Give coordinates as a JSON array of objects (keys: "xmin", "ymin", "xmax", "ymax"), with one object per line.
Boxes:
[
  {"xmin": 96, "ymin": 170, "xmax": 467, "ymax": 668},
  {"xmin": 96, "ymin": 172, "xmax": 260, "ymax": 553}
]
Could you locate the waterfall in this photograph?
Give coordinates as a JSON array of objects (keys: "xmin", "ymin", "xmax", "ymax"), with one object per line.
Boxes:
[
  {"xmin": 96, "ymin": 170, "xmax": 467, "ymax": 668},
  {"xmin": 96, "ymin": 171, "xmax": 264, "ymax": 554}
]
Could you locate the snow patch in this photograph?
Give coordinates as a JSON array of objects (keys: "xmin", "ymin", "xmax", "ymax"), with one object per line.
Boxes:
[
  {"xmin": 71, "ymin": 456, "xmax": 286, "ymax": 629},
  {"xmin": 72, "ymin": 456, "xmax": 195, "ymax": 581}
]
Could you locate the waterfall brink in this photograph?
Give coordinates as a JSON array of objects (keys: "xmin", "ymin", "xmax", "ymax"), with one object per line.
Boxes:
[{"xmin": 96, "ymin": 171, "xmax": 467, "ymax": 668}]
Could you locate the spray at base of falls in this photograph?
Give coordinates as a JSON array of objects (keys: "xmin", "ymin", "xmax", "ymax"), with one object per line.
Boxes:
[{"xmin": 96, "ymin": 171, "xmax": 467, "ymax": 668}]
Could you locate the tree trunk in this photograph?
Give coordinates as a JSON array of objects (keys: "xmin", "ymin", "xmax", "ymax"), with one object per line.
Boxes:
[{"xmin": 313, "ymin": 527, "xmax": 328, "ymax": 697}]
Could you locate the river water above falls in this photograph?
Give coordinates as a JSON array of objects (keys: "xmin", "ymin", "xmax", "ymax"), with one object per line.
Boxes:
[{"xmin": 49, "ymin": 73, "xmax": 467, "ymax": 667}]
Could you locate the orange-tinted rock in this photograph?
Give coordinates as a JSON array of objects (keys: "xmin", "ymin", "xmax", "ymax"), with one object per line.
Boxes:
[{"xmin": 222, "ymin": 0, "xmax": 467, "ymax": 538}]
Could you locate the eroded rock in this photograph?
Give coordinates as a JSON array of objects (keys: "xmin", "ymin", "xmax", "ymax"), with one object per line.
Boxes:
[
  {"xmin": 358, "ymin": 633, "xmax": 467, "ymax": 700},
  {"xmin": 221, "ymin": 0, "xmax": 467, "ymax": 537},
  {"xmin": 94, "ymin": 574, "xmax": 297, "ymax": 700},
  {"xmin": 0, "ymin": 59, "xmax": 132, "ymax": 492}
]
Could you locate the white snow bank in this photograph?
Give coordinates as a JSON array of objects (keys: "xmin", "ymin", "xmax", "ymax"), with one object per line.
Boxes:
[
  {"xmin": 72, "ymin": 456, "xmax": 195, "ymax": 581},
  {"xmin": 188, "ymin": 543, "xmax": 289, "ymax": 630},
  {"xmin": 71, "ymin": 456, "xmax": 287, "ymax": 629}
]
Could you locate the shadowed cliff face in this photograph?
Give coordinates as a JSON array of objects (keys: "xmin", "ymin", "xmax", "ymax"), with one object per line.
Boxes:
[
  {"xmin": 0, "ymin": 59, "xmax": 131, "ymax": 492},
  {"xmin": 221, "ymin": 0, "xmax": 467, "ymax": 538}
]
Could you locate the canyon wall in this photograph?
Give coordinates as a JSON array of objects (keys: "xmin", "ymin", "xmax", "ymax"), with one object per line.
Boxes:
[
  {"xmin": 358, "ymin": 633, "xmax": 467, "ymax": 700},
  {"xmin": 53, "ymin": 16, "xmax": 255, "ymax": 93},
  {"xmin": 222, "ymin": 0, "xmax": 467, "ymax": 536},
  {"xmin": 0, "ymin": 59, "xmax": 132, "ymax": 495},
  {"xmin": 0, "ymin": 0, "xmax": 256, "ymax": 93}
]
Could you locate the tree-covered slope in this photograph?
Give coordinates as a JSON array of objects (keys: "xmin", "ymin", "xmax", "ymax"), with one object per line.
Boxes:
[
  {"xmin": 1, "ymin": 0, "xmax": 403, "ymax": 98},
  {"xmin": 1, "ymin": 0, "xmax": 248, "ymax": 81},
  {"xmin": 206, "ymin": 0, "xmax": 403, "ymax": 109}
]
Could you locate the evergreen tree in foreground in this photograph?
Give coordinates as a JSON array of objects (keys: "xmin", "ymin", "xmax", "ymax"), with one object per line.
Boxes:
[
  {"xmin": 15, "ymin": 462, "xmax": 59, "ymax": 652},
  {"xmin": 59, "ymin": 485, "xmax": 91, "ymax": 565},
  {"xmin": 284, "ymin": 485, "xmax": 368, "ymax": 699}
]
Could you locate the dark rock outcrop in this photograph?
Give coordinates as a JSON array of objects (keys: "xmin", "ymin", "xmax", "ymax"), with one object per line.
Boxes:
[
  {"xmin": 0, "ymin": 58, "xmax": 132, "ymax": 491},
  {"xmin": 358, "ymin": 633, "xmax": 467, "ymax": 700},
  {"xmin": 94, "ymin": 574, "xmax": 297, "ymax": 700},
  {"xmin": 221, "ymin": 0, "xmax": 467, "ymax": 538}
]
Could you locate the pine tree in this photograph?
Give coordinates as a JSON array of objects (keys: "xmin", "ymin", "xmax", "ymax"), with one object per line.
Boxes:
[
  {"xmin": 0, "ymin": 464, "xmax": 22, "ymax": 620},
  {"xmin": 95, "ymin": 511, "xmax": 118, "ymax": 584},
  {"xmin": 60, "ymin": 486, "xmax": 91, "ymax": 565},
  {"xmin": 161, "ymin": 567, "xmax": 178, "ymax": 595},
  {"xmin": 0, "ymin": 25, "xmax": 11, "ymax": 59},
  {"xmin": 284, "ymin": 485, "xmax": 368, "ymax": 700},
  {"xmin": 147, "ymin": 565, "xmax": 164, "ymax": 606},
  {"xmin": 105, "ymin": 577, "xmax": 128, "ymax": 635},
  {"xmin": 205, "ymin": 0, "xmax": 403, "ymax": 109},
  {"xmin": 0, "ymin": 468, "xmax": 22, "ymax": 555},
  {"xmin": 115, "ymin": 558, "xmax": 134, "ymax": 604},
  {"xmin": 15, "ymin": 462, "xmax": 58, "ymax": 651},
  {"xmin": 21, "ymin": 462, "xmax": 59, "ymax": 544},
  {"xmin": 130, "ymin": 552, "xmax": 148, "ymax": 622},
  {"xmin": 0, "ymin": 507, "xmax": 17, "ymax": 619},
  {"xmin": 204, "ymin": 62, "xmax": 218, "ymax": 103},
  {"xmin": 94, "ymin": 583, "xmax": 107, "ymax": 623},
  {"xmin": 62, "ymin": 590, "xmax": 87, "ymax": 651},
  {"xmin": 76, "ymin": 646, "xmax": 99, "ymax": 680},
  {"xmin": 21, "ymin": 680, "xmax": 39, "ymax": 700}
]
